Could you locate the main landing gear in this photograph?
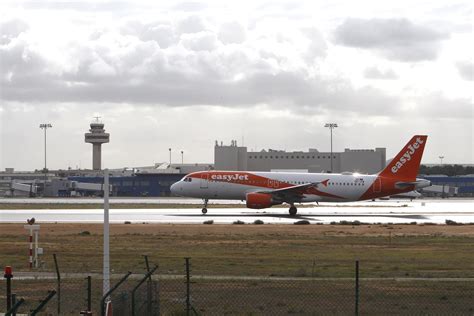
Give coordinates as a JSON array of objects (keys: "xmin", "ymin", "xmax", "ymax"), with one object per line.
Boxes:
[
  {"xmin": 202, "ymin": 199, "xmax": 208, "ymax": 214},
  {"xmin": 289, "ymin": 204, "xmax": 297, "ymax": 216}
]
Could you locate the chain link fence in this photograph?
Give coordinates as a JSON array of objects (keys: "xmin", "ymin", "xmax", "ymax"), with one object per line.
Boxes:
[{"xmin": 1, "ymin": 257, "xmax": 474, "ymax": 315}]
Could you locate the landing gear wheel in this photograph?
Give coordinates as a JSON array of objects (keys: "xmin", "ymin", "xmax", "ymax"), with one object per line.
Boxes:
[
  {"xmin": 202, "ymin": 199, "xmax": 209, "ymax": 214},
  {"xmin": 289, "ymin": 205, "xmax": 297, "ymax": 216}
]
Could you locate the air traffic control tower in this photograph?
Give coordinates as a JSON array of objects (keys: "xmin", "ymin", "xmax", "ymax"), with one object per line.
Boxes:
[{"xmin": 84, "ymin": 119, "xmax": 110, "ymax": 170}]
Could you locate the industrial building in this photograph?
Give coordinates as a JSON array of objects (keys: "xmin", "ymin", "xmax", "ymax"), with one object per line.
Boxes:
[{"xmin": 215, "ymin": 140, "xmax": 386, "ymax": 174}]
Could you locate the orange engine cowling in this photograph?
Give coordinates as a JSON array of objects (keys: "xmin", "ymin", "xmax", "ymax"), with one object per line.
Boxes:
[{"xmin": 246, "ymin": 193, "xmax": 277, "ymax": 209}]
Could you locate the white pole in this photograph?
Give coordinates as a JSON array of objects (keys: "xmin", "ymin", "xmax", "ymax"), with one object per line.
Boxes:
[
  {"xmin": 34, "ymin": 230, "xmax": 39, "ymax": 268},
  {"xmin": 29, "ymin": 229, "xmax": 33, "ymax": 269},
  {"xmin": 103, "ymin": 169, "xmax": 110, "ymax": 296}
]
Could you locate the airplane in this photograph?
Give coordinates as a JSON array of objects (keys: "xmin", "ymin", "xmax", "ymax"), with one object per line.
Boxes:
[{"xmin": 170, "ymin": 135, "xmax": 431, "ymax": 215}]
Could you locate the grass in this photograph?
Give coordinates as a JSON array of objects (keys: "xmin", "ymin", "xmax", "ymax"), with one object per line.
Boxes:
[{"xmin": 1, "ymin": 223, "xmax": 474, "ymax": 278}]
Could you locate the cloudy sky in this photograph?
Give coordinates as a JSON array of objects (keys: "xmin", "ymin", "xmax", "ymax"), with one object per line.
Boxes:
[{"xmin": 0, "ymin": 0, "xmax": 472, "ymax": 171}]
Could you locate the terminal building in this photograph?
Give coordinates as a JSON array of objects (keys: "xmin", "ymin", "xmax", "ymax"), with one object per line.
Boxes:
[
  {"xmin": 215, "ymin": 140, "xmax": 386, "ymax": 174},
  {"xmin": 1, "ymin": 133, "xmax": 473, "ymax": 197}
]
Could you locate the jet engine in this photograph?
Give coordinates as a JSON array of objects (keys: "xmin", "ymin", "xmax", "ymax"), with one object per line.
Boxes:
[{"xmin": 246, "ymin": 193, "xmax": 278, "ymax": 209}]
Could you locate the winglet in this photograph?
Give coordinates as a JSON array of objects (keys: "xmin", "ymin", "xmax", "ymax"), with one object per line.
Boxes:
[{"xmin": 379, "ymin": 135, "xmax": 427, "ymax": 181}]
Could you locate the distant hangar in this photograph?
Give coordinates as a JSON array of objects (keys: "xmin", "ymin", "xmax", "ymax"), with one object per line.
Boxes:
[{"xmin": 214, "ymin": 140, "xmax": 386, "ymax": 174}]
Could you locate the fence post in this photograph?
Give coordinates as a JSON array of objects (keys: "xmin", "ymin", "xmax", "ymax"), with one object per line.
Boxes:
[
  {"xmin": 87, "ymin": 276, "xmax": 92, "ymax": 312},
  {"xmin": 185, "ymin": 257, "xmax": 191, "ymax": 316},
  {"xmin": 11, "ymin": 294, "xmax": 16, "ymax": 316},
  {"xmin": 355, "ymin": 260, "xmax": 359, "ymax": 316},
  {"xmin": 131, "ymin": 265, "xmax": 158, "ymax": 316},
  {"xmin": 100, "ymin": 271, "xmax": 132, "ymax": 316},
  {"xmin": 144, "ymin": 255, "xmax": 153, "ymax": 315},
  {"xmin": 53, "ymin": 254, "xmax": 61, "ymax": 315}
]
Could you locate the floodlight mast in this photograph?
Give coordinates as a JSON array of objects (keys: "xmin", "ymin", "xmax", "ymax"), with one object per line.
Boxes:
[
  {"xmin": 39, "ymin": 123, "xmax": 52, "ymax": 182},
  {"xmin": 324, "ymin": 123, "xmax": 338, "ymax": 173}
]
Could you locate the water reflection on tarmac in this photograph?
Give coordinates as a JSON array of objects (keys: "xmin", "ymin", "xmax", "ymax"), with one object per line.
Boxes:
[{"xmin": 1, "ymin": 198, "xmax": 473, "ymax": 224}]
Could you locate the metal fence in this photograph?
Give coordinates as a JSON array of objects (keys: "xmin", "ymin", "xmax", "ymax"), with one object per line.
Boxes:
[{"xmin": 2, "ymin": 257, "xmax": 474, "ymax": 315}]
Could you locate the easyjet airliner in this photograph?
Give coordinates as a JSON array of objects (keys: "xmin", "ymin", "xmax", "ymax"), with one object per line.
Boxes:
[{"xmin": 170, "ymin": 135, "xmax": 431, "ymax": 215}]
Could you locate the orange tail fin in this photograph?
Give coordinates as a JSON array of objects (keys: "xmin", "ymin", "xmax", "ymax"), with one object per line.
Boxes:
[{"xmin": 379, "ymin": 135, "xmax": 427, "ymax": 181}]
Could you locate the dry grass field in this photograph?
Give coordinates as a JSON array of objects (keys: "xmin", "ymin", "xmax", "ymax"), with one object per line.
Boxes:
[{"xmin": 1, "ymin": 223, "xmax": 474, "ymax": 278}]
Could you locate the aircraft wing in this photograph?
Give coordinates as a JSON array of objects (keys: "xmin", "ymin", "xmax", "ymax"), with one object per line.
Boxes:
[{"xmin": 257, "ymin": 181, "xmax": 325, "ymax": 200}]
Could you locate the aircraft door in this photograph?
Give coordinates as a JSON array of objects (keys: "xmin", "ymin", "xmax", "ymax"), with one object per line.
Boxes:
[
  {"xmin": 373, "ymin": 178, "xmax": 381, "ymax": 193},
  {"xmin": 200, "ymin": 173, "xmax": 209, "ymax": 189}
]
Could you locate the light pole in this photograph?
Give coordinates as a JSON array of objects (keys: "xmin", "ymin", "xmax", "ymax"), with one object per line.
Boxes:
[
  {"xmin": 103, "ymin": 169, "xmax": 110, "ymax": 296},
  {"xmin": 439, "ymin": 156, "xmax": 444, "ymax": 165},
  {"xmin": 169, "ymin": 148, "xmax": 172, "ymax": 166},
  {"xmin": 324, "ymin": 123, "xmax": 338, "ymax": 173},
  {"xmin": 39, "ymin": 123, "xmax": 52, "ymax": 181},
  {"xmin": 181, "ymin": 150, "xmax": 184, "ymax": 164}
]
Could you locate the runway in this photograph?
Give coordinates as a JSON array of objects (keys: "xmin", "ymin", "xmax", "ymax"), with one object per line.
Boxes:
[{"xmin": 1, "ymin": 199, "xmax": 473, "ymax": 224}]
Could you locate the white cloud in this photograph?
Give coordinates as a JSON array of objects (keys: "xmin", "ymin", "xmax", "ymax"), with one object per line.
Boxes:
[
  {"xmin": 181, "ymin": 31, "xmax": 218, "ymax": 51},
  {"xmin": 364, "ymin": 67, "xmax": 398, "ymax": 80},
  {"xmin": 0, "ymin": 1, "xmax": 472, "ymax": 169},
  {"xmin": 456, "ymin": 60, "xmax": 473, "ymax": 81},
  {"xmin": 334, "ymin": 18, "xmax": 449, "ymax": 62},
  {"xmin": 218, "ymin": 21, "xmax": 246, "ymax": 44}
]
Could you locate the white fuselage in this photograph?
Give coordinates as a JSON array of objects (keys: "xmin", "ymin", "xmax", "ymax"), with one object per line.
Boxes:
[{"xmin": 170, "ymin": 171, "xmax": 430, "ymax": 203}]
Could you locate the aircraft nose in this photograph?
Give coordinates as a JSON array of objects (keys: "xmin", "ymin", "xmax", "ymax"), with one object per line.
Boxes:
[{"xmin": 170, "ymin": 182, "xmax": 182, "ymax": 195}]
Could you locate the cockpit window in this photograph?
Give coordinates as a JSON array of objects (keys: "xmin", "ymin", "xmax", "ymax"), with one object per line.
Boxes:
[{"xmin": 183, "ymin": 177, "xmax": 192, "ymax": 182}]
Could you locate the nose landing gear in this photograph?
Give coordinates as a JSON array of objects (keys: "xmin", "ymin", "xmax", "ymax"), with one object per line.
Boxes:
[{"xmin": 202, "ymin": 199, "xmax": 208, "ymax": 214}]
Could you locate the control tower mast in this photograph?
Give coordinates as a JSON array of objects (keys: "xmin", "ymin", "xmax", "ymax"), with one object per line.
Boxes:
[{"xmin": 84, "ymin": 117, "xmax": 110, "ymax": 170}]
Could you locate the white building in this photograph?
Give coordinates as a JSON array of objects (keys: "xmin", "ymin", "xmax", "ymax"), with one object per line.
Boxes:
[{"xmin": 215, "ymin": 141, "xmax": 386, "ymax": 174}]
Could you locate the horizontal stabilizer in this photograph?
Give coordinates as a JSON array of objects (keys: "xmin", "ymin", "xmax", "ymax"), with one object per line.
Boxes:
[{"xmin": 395, "ymin": 179, "xmax": 431, "ymax": 189}]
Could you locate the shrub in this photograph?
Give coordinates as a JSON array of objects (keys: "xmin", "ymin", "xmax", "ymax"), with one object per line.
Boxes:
[
  {"xmin": 445, "ymin": 219, "xmax": 460, "ymax": 225},
  {"xmin": 233, "ymin": 220, "xmax": 245, "ymax": 225},
  {"xmin": 294, "ymin": 220, "xmax": 310, "ymax": 225},
  {"xmin": 338, "ymin": 220, "xmax": 364, "ymax": 225},
  {"xmin": 253, "ymin": 219, "xmax": 264, "ymax": 225},
  {"xmin": 203, "ymin": 220, "xmax": 214, "ymax": 225},
  {"xmin": 79, "ymin": 231, "xmax": 90, "ymax": 236},
  {"xmin": 124, "ymin": 221, "xmax": 131, "ymax": 224}
]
